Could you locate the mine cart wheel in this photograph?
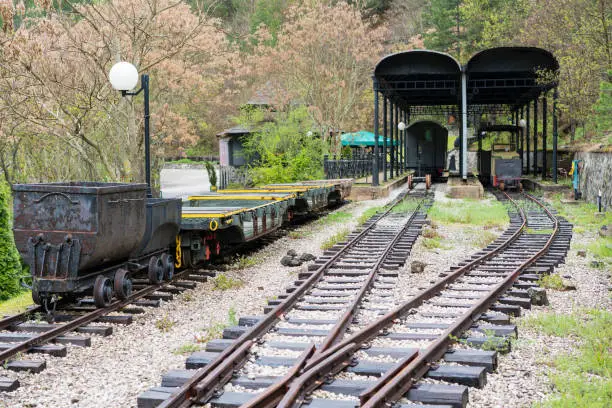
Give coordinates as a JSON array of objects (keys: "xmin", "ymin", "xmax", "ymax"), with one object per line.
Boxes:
[
  {"xmin": 161, "ymin": 254, "xmax": 174, "ymax": 281},
  {"xmin": 499, "ymin": 181, "xmax": 505, "ymax": 191},
  {"xmin": 32, "ymin": 289, "xmax": 43, "ymax": 305},
  {"xmin": 93, "ymin": 276, "xmax": 113, "ymax": 308},
  {"xmin": 182, "ymin": 249, "xmax": 193, "ymax": 269},
  {"xmin": 114, "ymin": 268, "xmax": 132, "ymax": 300},
  {"xmin": 148, "ymin": 256, "xmax": 164, "ymax": 284}
]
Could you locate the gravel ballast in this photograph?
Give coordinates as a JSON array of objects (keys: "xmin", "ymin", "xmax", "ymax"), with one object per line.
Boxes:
[{"xmin": 0, "ymin": 189, "xmax": 406, "ymax": 408}]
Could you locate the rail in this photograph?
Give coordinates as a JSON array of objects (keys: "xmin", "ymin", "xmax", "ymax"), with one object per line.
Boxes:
[
  {"xmin": 262, "ymin": 191, "xmax": 560, "ymax": 408},
  {"xmin": 156, "ymin": 185, "xmax": 424, "ymax": 408}
]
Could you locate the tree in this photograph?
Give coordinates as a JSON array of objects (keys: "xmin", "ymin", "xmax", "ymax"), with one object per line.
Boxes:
[
  {"xmin": 0, "ymin": 0, "xmax": 241, "ymax": 185},
  {"xmin": 0, "ymin": 179, "xmax": 22, "ymax": 300},
  {"xmin": 248, "ymin": 1, "xmax": 388, "ymax": 155},
  {"xmin": 241, "ymin": 106, "xmax": 326, "ymax": 184}
]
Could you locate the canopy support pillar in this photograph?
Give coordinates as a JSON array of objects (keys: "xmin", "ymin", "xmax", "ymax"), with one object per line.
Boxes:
[
  {"xmin": 383, "ymin": 98, "xmax": 388, "ymax": 182},
  {"xmin": 553, "ymin": 88, "xmax": 558, "ymax": 184},
  {"xmin": 542, "ymin": 95, "xmax": 548, "ymax": 179},
  {"xmin": 372, "ymin": 77, "xmax": 380, "ymax": 186},
  {"xmin": 533, "ymin": 98, "xmax": 538, "ymax": 177},
  {"xmin": 461, "ymin": 71, "xmax": 468, "ymax": 180}
]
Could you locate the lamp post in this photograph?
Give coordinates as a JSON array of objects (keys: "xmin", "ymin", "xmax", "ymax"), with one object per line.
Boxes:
[
  {"xmin": 398, "ymin": 122, "xmax": 406, "ymax": 175},
  {"xmin": 109, "ymin": 61, "xmax": 153, "ymax": 198}
]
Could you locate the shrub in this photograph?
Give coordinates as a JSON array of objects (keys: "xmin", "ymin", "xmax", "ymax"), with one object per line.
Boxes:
[{"xmin": 0, "ymin": 181, "xmax": 23, "ymax": 301}]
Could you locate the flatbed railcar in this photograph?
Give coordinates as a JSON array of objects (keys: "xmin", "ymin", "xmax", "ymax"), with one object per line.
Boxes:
[
  {"xmin": 12, "ymin": 181, "xmax": 348, "ymax": 309},
  {"xmin": 176, "ymin": 183, "xmax": 343, "ymax": 268}
]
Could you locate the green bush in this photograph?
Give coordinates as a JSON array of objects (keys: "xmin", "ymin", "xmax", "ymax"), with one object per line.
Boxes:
[
  {"xmin": 242, "ymin": 107, "xmax": 326, "ymax": 184},
  {"xmin": 0, "ymin": 181, "xmax": 23, "ymax": 300}
]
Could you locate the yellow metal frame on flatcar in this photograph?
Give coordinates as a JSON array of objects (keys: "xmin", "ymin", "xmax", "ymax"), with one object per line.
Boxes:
[
  {"xmin": 187, "ymin": 194, "xmax": 295, "ymax": 201},
  {"xmin": 181, "ymin": 200, "xmax": 289, "ymax": 219}
]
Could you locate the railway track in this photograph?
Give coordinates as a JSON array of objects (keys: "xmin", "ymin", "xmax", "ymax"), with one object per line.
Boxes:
[
  {"xmin": 0, "ymin": 267, "xmax": 216, "ymax": 391},
  {"xmin": 139, "ymin": 190, "xmax": 571, "ymax": 408},
  {"xmin": 0, "ymin": 196, "xmax": 352, "ymax": 392},
  {"xmin": 138, "ymin": 185, "xmax": 434, "ymax": 408}
]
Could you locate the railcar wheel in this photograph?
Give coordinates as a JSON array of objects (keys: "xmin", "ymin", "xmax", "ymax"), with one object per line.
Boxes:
[
  {"xmin": 499, "ymin": 181, "xmax": 505, "ymax": 191},
  {"xmin": 182, "ymin": 249, "xmax": 193, "ymax": 268},
  {"xmin": 148, "ymin": 256, "xmax": 164, "ymax": 284},
  {"xmin": 519, "ymin": 182, "xmax": 524, "ymax": 192},
  {"xmin": 161, "ymin": 254, "xmax": 174, "ymax": 281},
  {"xmin": 93, "ymin": 276, "xmax": 113, "ymax": 308},
  {"xmin": 114, "ymin": 268, "xmax": 132, "ymax": 300},
  {"xmin": 32, "ymin": 288, "xmax": 43, "ymax": 305}
]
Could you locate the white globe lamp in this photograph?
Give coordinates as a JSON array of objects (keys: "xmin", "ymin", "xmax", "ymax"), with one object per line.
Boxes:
[
  {"xmin": 397, "ymin": 122, "xmax": 406, "ymax": 131},
  {"xmin": 109, "ymin": 61, "xmax": 139, "ymax": 91}
]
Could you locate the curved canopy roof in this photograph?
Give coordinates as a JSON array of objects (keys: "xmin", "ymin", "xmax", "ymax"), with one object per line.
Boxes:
[
  {"xmin": 373, "ymin": 47, "xmax": 559, "ymax": 112},
  {"xmin": 374, "ymin": 50, "xmax": 461, "ymax": 108},
  {"xmin": 466, "ymin": 47, "xmax": 559, "ymax": 106}
]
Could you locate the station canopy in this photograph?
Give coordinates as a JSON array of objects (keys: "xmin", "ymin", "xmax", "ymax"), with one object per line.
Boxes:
[
  {"xmin": 374, "ymin": 47, "xmax": 559, "ymax": 114},
  {"xmin": 341, "ymin": 131, "xmax": 398, "ymax": 147}
]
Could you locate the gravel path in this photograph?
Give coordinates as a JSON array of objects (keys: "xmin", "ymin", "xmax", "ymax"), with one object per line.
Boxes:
[
  {"xmin": 0, "ymin": 189, "xmax": 405, "ymax": 408},
  {"xmin": 468, "ymin": 226, "xmax": 611, "ymax": 407}
]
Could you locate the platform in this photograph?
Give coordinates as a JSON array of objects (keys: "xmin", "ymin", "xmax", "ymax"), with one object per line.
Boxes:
[{"xmin": 446, "ymin": 177, "xmax": 484, "ymax": 199}]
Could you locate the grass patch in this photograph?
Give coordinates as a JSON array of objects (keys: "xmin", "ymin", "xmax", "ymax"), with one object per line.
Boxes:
[
  {"xmin": 588, "ymin": 236, "xmax": 612, "ymax": 259},
  {"xmin": 315, "ymin": 211, "xmax": 352, "ymax": 225},
  {"xmin": 321, "ymin": 229, "xmax": 350, "ymax": 250},
  {"xmin": 550, "ymin": 194, "xmax": 612, "ymax": 234},
  {"xmin": 155, "ymin": 315, "xmax": 176, "ymax": 332},
  {"xmin": 211, "ymin": 274, "xmax": 244, "ymax": 290},
  {"xmin": 391, "ymin": 200, "xmax": 420, "ymax": 214},
  {"xmin": 230, "ymin": 255, "xmax": 260, "ymax": 270},
  {"xmin": 525, "ymin": 228, "xmax": 555, "ymax": 235},
  {"xmin": 288, "ymin": 230, "xmax": 312, "ymax": 239},
  {"xmin": 473, "ymin": 230, "xmax": 498, "ymax": 248},
  {"xmin": 0, "ymin": 291, "xmax": 33, "ymax": 316},
  {"xmin": 173, "ymin": 343, "xmax": 202, "ymax": 355},
  {"xmin": 357, "ymin": 206, "xmax": 383, "ymax": 225},
  {"xmin": 423, "ymin": 237, "xmax": 442, "ymax": 249},
  {"xmin": 422, "ymin": 226, "xmax": 441, "ymax": 239},
  {"xmin": 429, "ymin": 198, "xmax": 509, "ymax": 227},
  {"xmin": 525, "ymin": 309, "xmax": 612, "ymax": 407},
  {"xmin": 537, "ymin": 274, "xmax": 566, "ymax": 290}
]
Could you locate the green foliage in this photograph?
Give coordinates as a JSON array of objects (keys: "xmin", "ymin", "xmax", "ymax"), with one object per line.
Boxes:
[
  {"xmin": 0, "ymin": 290, "xmax": 33, "ymax": 316},
  {"xmin": 228, "ymin": 307, "xmax": 239, "ymax": 326},
  {"xmin": 357, "ymin": 207, "xmax": 382, "ymax": 225},
  {"xmin": 422, "ymin": 236, "xmax": 443, "ymax": 249},
  {"xmin": 592, "ymin": 71, "xmax": 612, "ymax": 135},
  {"xmin": 155, "ymin": 315, "xmax": 176, "ymax": 332},
  {"xmin": 473, "ymin": 230, "xmax": 498, "ymax": 248},
  {"xmin": 429, "ymin": 198, "xmax": 509, "ymax": 227},
  {"xmin": 525, "ymin": 309, "xmax": 611, "ymax": 407},
  {"xmin": 321, "ymin": 229, "xmax": 350, "ymax": 250},
  {"xmin": 230, "ymin": 255, "xmax": 260, "ymax": 270},
  {"xmin": 242, "ymin": 107, "xmax": 326, "ymax": 184},
  {"xmin": 537, "ymin": 274, "xmax": 565, "ymax": 290},
  {"xmin": 315, "ymin": 211, "xmax": 352, "ymax": 226},
  {"xmin": 0, "ymin": 181, "xmax": 23, "ymax": 301},
  {"xmin": 588, "ymin": 237, "xmax": 612, "ymax": 260},
  {"xmin": 211, "ymin": 274, "xmax": 244, "ymax": 290},
  {"xmin": 205, "ymin": 161, "xmax": 217, "ymax": 188},
  {"xmin": 423, "ymin": 0, "xmax": 462, "ymax": 57},
  {"xmin": 173, "ymin": 343, "xmax": 202, "ymax": 355}
]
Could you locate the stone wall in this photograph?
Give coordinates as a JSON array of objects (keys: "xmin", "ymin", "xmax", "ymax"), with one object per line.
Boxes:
[{"xmin": 574, "ymin": 152, "xmax": 612, "ymax": 209}]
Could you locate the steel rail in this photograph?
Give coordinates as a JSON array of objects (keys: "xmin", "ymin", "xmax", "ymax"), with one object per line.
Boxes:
[
  {"xmin": 360, "ymin": 192, "xmax": 559, "ymax": 407},
  {"xmin": 243, "ymin": 199, "xmax": 428, "ymax": 408},
  {"xmin": 0, "ymin": 269, "xmax": 192, "ymax": 363},
  {"xmin": 157, "ymin": 187, "xmax": 419, "ymax": 408},
  {"xmin": 271, "ymin": 191, "xmax": 529, "ymax": 408}
]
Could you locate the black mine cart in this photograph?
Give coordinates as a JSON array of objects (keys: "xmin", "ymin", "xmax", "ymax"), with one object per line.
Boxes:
[{"xmin": 12, "ymin": 182, "xmax": 181, "ymax": 309}]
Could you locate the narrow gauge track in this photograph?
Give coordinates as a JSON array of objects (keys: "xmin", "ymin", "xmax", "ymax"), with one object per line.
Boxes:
[
  {"xmin": 139, "ymin": 185, "xmax": 433, "ymax": 408},
  {"xmin": 0, "ymin": 267, "xmax": 215, "ymax": 391},
  {"xmin": 143, "ymin": 191, "xmax": 571, "ymax": 408},
  {"xmin": 0, "ymin": 193, "xmax": 350, "ymax": 392}
]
